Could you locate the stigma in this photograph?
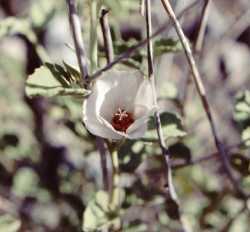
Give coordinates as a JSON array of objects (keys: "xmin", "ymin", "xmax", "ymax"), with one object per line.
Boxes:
[{"xmin": 111, "ymin": 108, "xmax": 134, "ymax": 133}]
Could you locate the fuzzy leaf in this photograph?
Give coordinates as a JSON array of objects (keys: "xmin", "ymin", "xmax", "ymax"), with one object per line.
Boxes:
[
  {"xmin": 230, "ymin": 153, "xmax": 250, "ymax": 176},
  {"xmin": 0, "ymin": 215, "xmax": 21, "ymax": 232},
  {"xmin": 242, "ymin": 127, "xmax": 250, "ymax": 147},
  {"xmin": 145, "ymin": 112, "xmax": 186, "ymax": 140},
  {"xmin": 82, "ymin": 190, "xmax": 124, "ymax": 232},
  {"xmin": 154, "ymin": 38, "xmax": 182, "ymax": 56},
  {"xmin": 30, "ymin": 0, "xmax": 55, "ymax": 28},
  {"xmin": 0, "ymin": 17, "xmax": 36, "ymax": 43},
  {"xmin": 25, "ymin": 64, "xmax": 90, "ymax": 98},
  {"xmin": 234, "ymin": 90, "xmax": 250, "ymax": 123}
]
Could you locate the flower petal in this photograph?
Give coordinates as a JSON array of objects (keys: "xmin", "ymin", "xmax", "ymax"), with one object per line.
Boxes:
[
  {"xmin": 133, "ymin": 79, "xmax": 155, "ymax": 118},
  {"xmin": 99, "ymin": 70, "xmax": 143, "ymax": 122},
  {"xmin": 83, "ymin": 77, "xmax": 122, "ymax": 139}
]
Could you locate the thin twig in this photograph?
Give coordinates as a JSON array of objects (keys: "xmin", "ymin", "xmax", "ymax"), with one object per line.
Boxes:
[
  {"xmin": 195, "ymin": 0, "xmax": 211, "ymax": 53},
  {"xmin": 145, "ymin": 1, "xmax": 190, "ymax": 231},
  {"xmin": 96, "ymin": 137, "xmax": 109, "ymax": 191},
  {"xmin": 100, "ymin": 9, "xmax": 114, "ymax": 64},
  {"xmin": 140, "ymin": 0, "xmax": 145, "ymax": 16},
  {"xmin": 160, "ymin": 0, "xmax": 246, "ymax": 198},
  {"xmin": 181, "ymin": 0, "xmax": 211, "ymax": 115},
  {"xmin": 222, "ymin": 7, "xmax": 250, "ymax": 40},
  {"xmin": 98, "ymin": 7, "xmax": 116, "ymax": 192},
  {"xmin": 66, "ymin": 0, "xmax": 89, "ymax": 85},
  {"xmin": 66, "ymin": 0, "xmax": 109, "ymax": 191},
  {"xmin": 89, "ymin": 0, "xmax": 200, "ymax": 82}
]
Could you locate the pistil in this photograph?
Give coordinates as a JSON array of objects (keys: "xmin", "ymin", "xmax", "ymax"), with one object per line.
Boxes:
[{"xmin": 111, "ymin": 108, "xmax": 134, "ymax": 132}]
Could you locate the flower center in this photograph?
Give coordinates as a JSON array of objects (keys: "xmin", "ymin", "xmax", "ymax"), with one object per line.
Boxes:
[{"xmin": 111, "ymin": 108, "xmax": 134, "ymax": 133}]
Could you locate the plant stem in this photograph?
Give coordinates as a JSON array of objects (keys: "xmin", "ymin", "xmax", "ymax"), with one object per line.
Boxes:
[
  {"xmin": 100, "ymin": 8, "xmax": 114, "ymax": 64},
  {"xmin": 89, "ymin": 0, "xmax": 98, "ymax": 72},
  {"xmin": 145, "ymin": 1, "xmax": 190, "ymax": 231},
  {"xmin": 160, "ymin": 0, "xmax": 246, "ymax": 198},
  {"xmin": 66, "ymin": 0, "xmax": 88, "ymax": 85},
  {"xmin": 195, "ymin": 0, "xmax": 211, "ymax": 53},
  {"xmin": 108, "ymin": 144, "xmax": 121, "ymax": 211}
]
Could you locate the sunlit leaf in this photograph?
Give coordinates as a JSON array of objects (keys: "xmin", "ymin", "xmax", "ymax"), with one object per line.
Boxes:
[
  {"xmin": 154, "ymin": 38, "xmax": 182, "ymax": 56},
  {"xmin": 234, "ymin": 90, "xmax": 250, "ymax": 123},
  {"xmin": 25, "ymin": 64, "xmax": 90, "ymax": 98},
  {"xmin": 230, "ymin": 153, "xmax": 250, "ymax": 176},
  {"xmin": 82, "ymin": 189, "xmax": 125, "ymax": 232},
  {"xmin": 145, "ymin": 112, "xmax": 186, "ymax": 140},
  {"xmin": 30, "ymin": 0, "xmax": 55, "ymax": 28},
  {"xmin": 242, "ymin": 127, "xmax": 250, "ymax": 147},
  {"xmin": 0, "ymin": 215, "xmax": 21, "ymax": 232},
  {"xmin": 0, "ymin": 17, "xmax": 36, "ymax": 43}
]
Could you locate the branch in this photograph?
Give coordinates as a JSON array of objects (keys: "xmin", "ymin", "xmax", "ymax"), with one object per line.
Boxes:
[
  {"xmin": 100, "ymin": 9, "xmax": 114, "ymax": 64},
  {"xmin": 194, "ymin": 0, "xmax": 211, "ymax": 53},
  {"xmin": 181, "ymin": 0, "xmax": 211, "ymax": 115},
  {"xmin": 89, "ymin": 0, "xmax": 200, "ymax": 81},
  {"xmin": 66, "ymin": 0, "xmax": 88, "ymax": 84},
  {"xmin": 160, "ymin": 0, "xmax": 246, "ymax": 198},
  {"xmin": 145, "ymin": 1, "xmax": 190, "ymax": 231}
]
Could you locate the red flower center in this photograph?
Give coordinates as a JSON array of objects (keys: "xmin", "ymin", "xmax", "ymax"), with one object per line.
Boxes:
[{"xmin": 111, "ymin": 108, "xmax": 134, "ymax": 133}]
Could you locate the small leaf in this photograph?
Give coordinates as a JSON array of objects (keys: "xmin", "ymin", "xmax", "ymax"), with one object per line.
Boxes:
[
  {"xmin": 242, "ymin": 127, "xmax": 250, "ymax": 147},
  {"xmin": 25, "ymin": 64, "xmax": 90, "ymax": 98},
  {"xmin": 169, "ymin": 142, "xmax": 192, "ymax": 163},
  {"xmin": 30, "ymin": 0, "xmax": 55, "ymax": 28},
  {"xmin": 0, "ymin": 17, "xmax": 36, "ymax": 43},
  {"xmin": 63, "ymin": 61, "xmax": 81, "ymax": 84},
  {"xmin": 0, "ymin": 215, "xmax": 21, "ymax": 232},
  {"xmin": 145, "ymin": 112, "xmax": 186, "ymax": 140},
  {"xmin": 82, "ymin": 190, "xmax": 124, "ymax": 232},
  {"xmin": 154, "ymin": 38, "xmax": 182, "ymax": 56},
  {"xmin": 165, "ymin": 197, "xmax": 181, "ymax": 220},
  {"xmin": 234, "ymin": 90, "xmax": 250, "ymax": 123},
  {"xmin": 230, "ymin": 153, "xmax": 250, "ymax": 176}
]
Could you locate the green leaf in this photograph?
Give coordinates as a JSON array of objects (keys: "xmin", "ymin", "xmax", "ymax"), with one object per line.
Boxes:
[
  {"xmin": 154, "ymin": 38, "xmax": 182, "ymax": 56},
  {"xmin": 0, "ymin": 17, "xmax": 36, "ymax": 43},
  {"xmin": 234, "ymin": 90, "xmax": 250, "ymax": 123},
  {"xmin": 230, "ymin": 153, "xmax": 250, "ymax": 176},
  {"xmin": 63, "ymin": 61, "xmax": 81, "ymax": 85},
  {"xmin": 30, "ymin": 0, "xmax": 55, "ymax": 28},
  {"xmin": 242, "ymin": 127, "xmax": 250, "ymax": 147},
  {"xmin": 144, "ymin": 112, "xmax": 186, "ymax": 140},
  {"xmin": 82, "ymin": 190, "xmax": 125, "ymax": 232},
  {"xmin": 25, "ymin": 64, "xmax": 90, "ymax": 98},
  {"xmin": 12, "ymin": 168, "xmax": 39, "ymax": 197},
  {"xmin": 0, "ymin": 215, "xmax": 21, "ymax": 232},
  {"xmin": 169, "ymin": 142, "xmax": 192, "ymax": 163}
]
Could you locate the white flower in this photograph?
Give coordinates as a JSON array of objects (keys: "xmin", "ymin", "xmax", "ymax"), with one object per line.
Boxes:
[{"xmin": 83, "ymin": 70, "xmax": 155, "ymax": 140}]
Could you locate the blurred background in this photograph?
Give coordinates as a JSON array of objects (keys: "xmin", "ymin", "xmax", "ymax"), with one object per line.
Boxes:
[{"xmin": 0, "ymin": 0, "xmax": 250, "ymax": 231}]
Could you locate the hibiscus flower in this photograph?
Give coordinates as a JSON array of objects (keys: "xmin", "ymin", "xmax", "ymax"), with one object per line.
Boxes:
[{"xmin": 83, "ymin": 70, "xmax": 155, "ymax": 140}]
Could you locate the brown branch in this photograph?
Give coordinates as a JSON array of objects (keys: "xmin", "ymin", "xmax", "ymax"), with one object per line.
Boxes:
[
  {"xmin": 66, "ymin": 0, "xmax": 89, "ymax": 85},
  {"xmin": 145, "ymin": 1, "xmax": 190, "ymax": 231},
  {"xmin": 89, "ymin": 0, "xmax": 200, "ymax": 82},
  {"xmin": 160, "ymin": 0, "xmax": 246, "ymax": 198},
  {"xmin": 181, "ymin": 0, "xmax": 211, "ymax": 115},
  {"xmin": 100, "ymin": 9, "xmax": 114, "ymax": 64},
  {"xmin": 194, "ymin": 0, "xmax": 211, "ymax": 53}
]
